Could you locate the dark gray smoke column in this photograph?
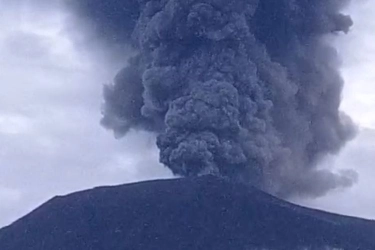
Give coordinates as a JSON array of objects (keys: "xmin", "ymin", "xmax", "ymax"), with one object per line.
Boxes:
[{"xmin": 71, "ymin": 0, "xmax": 357, "ymax": 197}]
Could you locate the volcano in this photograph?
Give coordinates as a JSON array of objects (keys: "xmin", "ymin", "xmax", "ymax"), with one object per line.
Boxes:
[{"xmin": 0, "ymin": 176, "xmax": 374, "ymax": 250}]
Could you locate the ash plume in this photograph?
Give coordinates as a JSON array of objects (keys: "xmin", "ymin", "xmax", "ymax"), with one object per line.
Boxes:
[{"xmin": 70, "ymin": 0, "xmax": 357, "ymax": 197}]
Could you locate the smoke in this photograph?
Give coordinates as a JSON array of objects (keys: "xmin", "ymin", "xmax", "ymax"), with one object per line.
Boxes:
[{"xmin": 69, "ymin": 0, "xmax": 358, "ymax": 197}]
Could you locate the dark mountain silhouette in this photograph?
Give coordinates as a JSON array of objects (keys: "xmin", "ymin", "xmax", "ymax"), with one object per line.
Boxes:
[{"xmin": 0, "ymin": 176, "xmax": 374, "ymax": 250}]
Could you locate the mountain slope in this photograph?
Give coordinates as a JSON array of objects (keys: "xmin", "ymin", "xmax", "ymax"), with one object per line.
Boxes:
[{"xmin": 0, "ymin": 176, "xmax": 374, "ymax": 250}]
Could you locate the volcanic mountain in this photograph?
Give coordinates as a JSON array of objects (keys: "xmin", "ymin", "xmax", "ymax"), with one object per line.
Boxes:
[{"xmin": 0, "ymin": 176, "xmax": 374, "ymax": 250}]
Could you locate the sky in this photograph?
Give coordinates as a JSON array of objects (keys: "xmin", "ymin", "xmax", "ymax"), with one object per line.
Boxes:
[{"xmin": 0, "ymin": 0, "xmax": 374, "ymax": 228}]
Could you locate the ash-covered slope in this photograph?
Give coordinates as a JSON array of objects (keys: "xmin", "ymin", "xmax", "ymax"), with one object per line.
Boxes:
[{"xmin": 0, "ymin": 176, "xmax": 374, "ymax": 250}]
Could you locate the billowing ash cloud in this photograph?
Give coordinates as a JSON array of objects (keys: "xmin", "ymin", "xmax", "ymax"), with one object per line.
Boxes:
[{"xmin": 70, "ymin": 0, "xmax": 358, "ymax": 197}]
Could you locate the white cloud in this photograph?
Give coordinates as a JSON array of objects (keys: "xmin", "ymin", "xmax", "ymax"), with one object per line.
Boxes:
[
  {"xmin": 295, "ymin": 0, "xmax": 375, "ymax": 219},
  {"xmin": 337, "ymin": 0, "xmax": 375, "ymax": 129},
  {"xmin": 0, "ymin": 0, "xmax": 172, "ymax": 228},
  {"xmin": 297, "ymin": 128, "xmax": 375, "ymax": 219}
]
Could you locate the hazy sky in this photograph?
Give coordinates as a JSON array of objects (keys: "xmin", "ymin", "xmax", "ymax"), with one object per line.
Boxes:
[{"xmin": 0, "ymin": 0, "xmax": 374, "ymax": 228}]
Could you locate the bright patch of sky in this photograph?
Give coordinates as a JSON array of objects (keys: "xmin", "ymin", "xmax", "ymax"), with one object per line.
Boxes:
[
  {"xmin": 339, "ymin": 0, "xmax": 375, "ymax": 129},
  {"xmin": 297, "ymin": 0, "xmax": 375, "ymax": 218}
]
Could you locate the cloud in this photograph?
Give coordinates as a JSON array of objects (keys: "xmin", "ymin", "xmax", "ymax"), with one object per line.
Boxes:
[
  {"xmin": 294, "ymin": 1, "xmax": 375, "ymax": 218},
  {"xmin": 297, "ymin": 128, "xmax": 375, "ymax": 219},
  {"xmin": 337, "ymin": 0, "xmax": 375, "ymax": 129},
  {"xmin": 0, "ymin": 0, "xmax": 171, "ymax": 228}
]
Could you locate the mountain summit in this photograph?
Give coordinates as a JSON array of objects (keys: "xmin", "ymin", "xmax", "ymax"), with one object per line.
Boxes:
[{"xmin": 0, "ymin": 176, "xmax": 374, "ymax": 250}]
